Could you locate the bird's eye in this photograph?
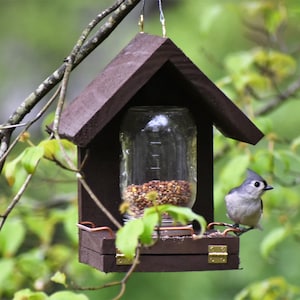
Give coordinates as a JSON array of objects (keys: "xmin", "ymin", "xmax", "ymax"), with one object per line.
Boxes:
[{"xmin": 254, "ymin": 181, "xmax": 260, "ymax": 187}]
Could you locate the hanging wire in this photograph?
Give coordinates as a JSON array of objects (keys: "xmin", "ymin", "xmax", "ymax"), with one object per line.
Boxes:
[
  {"xmin": 138, "ymin": 0, "xmax": 146, "ymax": 33},
  {"xmin": 158, "ymin": 0, "xmax": 166, "ymax": 37}
]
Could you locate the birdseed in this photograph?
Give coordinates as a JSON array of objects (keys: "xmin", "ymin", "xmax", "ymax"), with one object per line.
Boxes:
[{"xmin": 123, "ymin": 180, "xmax": 192, "ymax": 217}]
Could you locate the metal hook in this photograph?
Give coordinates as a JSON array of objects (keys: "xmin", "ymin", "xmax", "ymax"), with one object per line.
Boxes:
[
  {"xmin": 158, "ymin": 0, "xmax": 166, "ymax": 37},
  {"xmin": 138, "ymin": 0, "xmax": 146, "ymax": 33},
  {"xmin": 77, "ymin": 222, "xmax": 115, "ymax": 238}
]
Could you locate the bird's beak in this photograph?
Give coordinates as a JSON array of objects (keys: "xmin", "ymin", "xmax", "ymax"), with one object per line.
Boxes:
[{"xmin": 264, "ymin": 185, "xmax": 273, "ymax": 191}]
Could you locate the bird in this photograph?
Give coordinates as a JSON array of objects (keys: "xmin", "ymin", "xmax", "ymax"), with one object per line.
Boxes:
[{"xmin": 224, "ymin": 169, "xmax": 273, "ymax": 235}]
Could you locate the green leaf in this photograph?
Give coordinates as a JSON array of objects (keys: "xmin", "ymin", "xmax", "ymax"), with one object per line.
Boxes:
[
  {"xmin": 242, "ymin": 2, "xmax": 287, "ymax": 34},
  {"xmin": 0, "ymin": 218, "xmax": 26, "ymax": 257},
  {"xmin": 157, "ymin": 205, "xmax": 207, "ymax": 236},
  {"xmin": 251, "ymin": 149, "xmax": 273, "ymax": 174},
  {"xmin": 235, "ymin": 72, "xmax": 270, "ymax": 92},
  {"xmin": 0, "ymin": 258, "xmax": 14, "ymax": 285},
  {"xmin": 139, "ymin": 211, "xmax": 159, "ymax": 245},
  {"xmin": 25, "ymin": 214, "xmax": 56, "ymax": 245},
  {"xmin": 225, "ymin": 50, "xmax": 255, "ymax": 74},
  {"xmin": 4, "ymin": 152, "xmax": 25, "ymax": 186},
  {"xmin": 235, "ymin": 277, "xmax": 300, "ymax": 300},
  {"xmin": 39, "ymin": 139, "xmax": 60, "ymax": 160},
  {"xmin": 220, "ymin": 154, "xmax": 250, "ymax": 190},
  {"xmin": 254, "ymin": 50, "xmax": 296, "ymax": 80},
  {"xmin": 291, "ymin": 136, "xmax": 300, "ymax": 152},
  {"xmin": 199, "ymin": 4, "xmax": 222, "ymax": 34},
  {"xmin": 264, "ymin": 5, "xmax": 287, "ymax": 34},
  {"xmin": 13, "ymin": 289, "xmax": 48, "ymax": 300},
  {"xmin": 63, "ymin": 205, "xmax": 79, "ymax": 245},
  {"xmin": 49, "ymin": 291, "xmax": 88, "ymax": 300},
  {"xmin": 51, "ymin": 271, "xmax": 67, "ymax": 287},
  {"xmin": 260, "ymin": 227, "xmax": 289, "ymax": 259},
  {"xmin": 116, "ymin": 218, "xmax": 144, "ymax": 259},
  {"xmin": 38, "ymin": 139, "xmax": 76, "ymax": 163},
  {"xmin": 292, "ymin": 222, "xmax": 300, "ymax": 239},
  {"xmin": 17, "ymin": 249, "xmax": 50, "ymax": 279},
  {"xmin": 21, "ymin": 146, "xmax": 44, "ymax": 174},
  {"xmin": 253, "ymin": 117, "xmax": 273, "ymax": 135},
  {"xmin": 158, "ymin": 205, "xmax": 206, "ymax": 236}
]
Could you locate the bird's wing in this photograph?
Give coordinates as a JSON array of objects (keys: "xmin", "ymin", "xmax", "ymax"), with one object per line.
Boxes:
[{"xmin": 227, "ymin": 186, "xmax": 239, "ymax": 195}]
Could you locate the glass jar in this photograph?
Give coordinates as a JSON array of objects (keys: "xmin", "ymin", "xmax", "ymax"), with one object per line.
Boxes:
[{"xmin": 120, "ymin": 106, "xmax": 197, "ymax": 223}]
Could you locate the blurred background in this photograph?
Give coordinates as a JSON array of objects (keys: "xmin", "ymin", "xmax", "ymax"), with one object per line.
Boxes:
[{"xmin": 1, "ymin": 0, "xmax": 300, "ymax": 299}]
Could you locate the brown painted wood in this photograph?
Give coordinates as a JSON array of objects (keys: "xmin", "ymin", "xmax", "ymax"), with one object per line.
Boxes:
[
  {"xmin": 59, "ymin": 33, "xmax": 264, "ymax": 147},
  {"xmin": 75, "ymin": 65, "xmax": 214, "ymax": 229},
  {"xmin": 80, "ymin": 251, "xmax": 240, "ymax": 272},
  {"xmin": 79, "ymin": 231, "xmax": 240, "ymax": 272},
  {"xmin": 56, "ymin": 33, "xmax": 266, "ymax": 272},
  {"xmin": 80, "ymin": 231, "xmax": 239, "ymax": 255},
  {"xmin": 76, "ymin": 62, "xmax": 215, "ymax": 227},
  {"xmin": 78, "ymin": 119, "xmax": 123, "ymax": 230}
]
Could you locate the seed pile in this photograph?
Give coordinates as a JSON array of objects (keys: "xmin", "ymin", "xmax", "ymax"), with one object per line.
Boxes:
[{"xmin": 123, "ymin": 180, "xmax": 192, "ymax": 217}]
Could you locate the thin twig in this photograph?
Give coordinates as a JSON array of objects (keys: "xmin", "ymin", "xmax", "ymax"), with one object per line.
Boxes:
[
  {"xmin": 0, "ymin": 123, "xmax": 28, "ymax": 130},
  {"xmin": 72, "ymin": 246, "xmax": 141, "ymax": 297},
  {"xmin": 78, "ymin": 176, "xmax": 122, "ymax": 229},
  {"xmin": 113, "ymin": 247, "xmax": 141, "ymax": 300},
  {"xmin": 51, "ymin": 130, "xmax": 122, "ymax": 229},
  {"xmin": 0, "ymin": 0, "xmax": 141, "ymax": 172},
  {"xmin": 0, "ymin": 87, "xmax": 61, "ymax": 165},
  {"xmin": 49, "ymin": 0, "xmax": 129, "ymax": 230},
  {"xmin": 0, "ymin": 87, "xmax": 59, "ymax": 231},
  {"xmin": 0, "ymin": 173, "xmax": 34, "ymax": 230}
]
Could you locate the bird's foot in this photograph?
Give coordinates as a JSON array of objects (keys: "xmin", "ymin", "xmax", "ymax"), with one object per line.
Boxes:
[
  {"xmin": 206, "ymin": 222, "xmax": 254, "ymax": 236},
  {"xmin": 207, "ymin": 222, "xmax": 234, "ymax": 230},
  {"xmin": 225, "ymin": 225, "xmax": 254, "ymax": 236}
]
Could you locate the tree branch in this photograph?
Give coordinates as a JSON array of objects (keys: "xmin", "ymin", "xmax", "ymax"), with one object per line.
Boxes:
[
  {"xmin": 255, "ymin": 77, "xmax": 300, "ymax": 116},
  {"xmin": 0, "ymin": 0, "xmax": 141, "ymax": 171}
]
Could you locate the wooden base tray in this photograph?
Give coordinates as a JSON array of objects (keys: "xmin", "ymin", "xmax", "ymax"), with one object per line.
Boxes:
[{"xmin": 79, "ymin": 230, "xmax": 240, "ymax": 273}]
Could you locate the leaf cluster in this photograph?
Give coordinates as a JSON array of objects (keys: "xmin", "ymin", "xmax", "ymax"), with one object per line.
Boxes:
[
  {"xmin": 116, "ymin": 204, "xmax": 206, "ymax": 259},
  {"xmin": 4, "ymin": 138, "xmax": 76, "ymax": 190}
]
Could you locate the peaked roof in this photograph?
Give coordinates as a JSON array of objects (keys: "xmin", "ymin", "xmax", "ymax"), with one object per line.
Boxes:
[{"xmin": 58, "ymin": 33, "xmax": 264, "ymax": 147}]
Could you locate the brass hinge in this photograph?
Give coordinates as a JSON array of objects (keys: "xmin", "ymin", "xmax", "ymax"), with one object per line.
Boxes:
[
  {"xmin": 208, "ymin": 245, "xmax": 228, "ymax": 264},
  {"xmin": 115, "ymin": 249, "xmax": 134, "ymax": 265}
]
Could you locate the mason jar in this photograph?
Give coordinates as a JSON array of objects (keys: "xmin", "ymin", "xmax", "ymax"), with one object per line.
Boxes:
[{"xmin": 120, "ymin": 106, "xmax": 197, "ymax": 223}]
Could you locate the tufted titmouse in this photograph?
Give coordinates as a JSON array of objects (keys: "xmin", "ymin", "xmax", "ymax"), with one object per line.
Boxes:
[{"xmin": 225, "ymin": 169, "xmax": 273, "ymax": 234}]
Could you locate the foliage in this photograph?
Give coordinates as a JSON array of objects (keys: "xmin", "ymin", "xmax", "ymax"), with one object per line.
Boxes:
[
  {"xmin": 235, "ymin": 277, "xmax": 300, "ymax": 300},
  {"xmin": 1, "ymin": 0, "xmax": 300, "ymax": 299},
  {"xmin": 4, "ymin": 138, "xmax": 75, "ymax": 189},
  {"xmin": 116, "ymin": 202, "xmax": 206, "ymax": 259},
  {"xmin": 13, "ymin": 289, "xmax": 89, "ymax": 300}
]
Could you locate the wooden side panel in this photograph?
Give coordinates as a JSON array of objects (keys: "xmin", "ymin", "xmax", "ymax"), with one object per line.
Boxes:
[
  {"xmin": 194, "ymin": 115, "xmax": 213, "ymax": 223},
  {"xmin": 78, "ymin": 118, "xmax": 123, "ymax": 230}
]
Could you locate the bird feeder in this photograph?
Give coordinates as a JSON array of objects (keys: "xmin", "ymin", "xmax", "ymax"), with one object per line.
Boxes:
[{"xmin": 58, "ymin": 33, "xmax": 264, "ymax": 272}]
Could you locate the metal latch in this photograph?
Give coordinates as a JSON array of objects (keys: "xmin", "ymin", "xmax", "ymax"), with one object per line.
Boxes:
[
  {"xmin": 115, "ymin": 250, "xmax": 134, "ymax": 265},
  {"xmin": 208, "ymin": 245, "xmax": 228, "ymax": 264}
]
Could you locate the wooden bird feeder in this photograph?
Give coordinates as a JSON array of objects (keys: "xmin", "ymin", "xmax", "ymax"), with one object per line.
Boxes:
[{"xmin": 58, "ymin": 33, "xmax": 264, "ymax": 272}]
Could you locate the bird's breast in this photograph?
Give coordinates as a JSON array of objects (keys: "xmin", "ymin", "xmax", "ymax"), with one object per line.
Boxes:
[{"xmin": 225, "ymin": 193, "xmax": 262, "ymax": 227}]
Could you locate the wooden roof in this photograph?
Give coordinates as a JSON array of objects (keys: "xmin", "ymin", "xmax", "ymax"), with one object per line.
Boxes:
[{"xmin": 58, "ymin": 33, "xmax": 264, "ymax": 147}]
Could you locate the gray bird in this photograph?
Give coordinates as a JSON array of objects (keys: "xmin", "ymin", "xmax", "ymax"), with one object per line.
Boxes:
[{"xmin": 225, "ymin": 169, "xmax": 273, "ymax": 235}]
